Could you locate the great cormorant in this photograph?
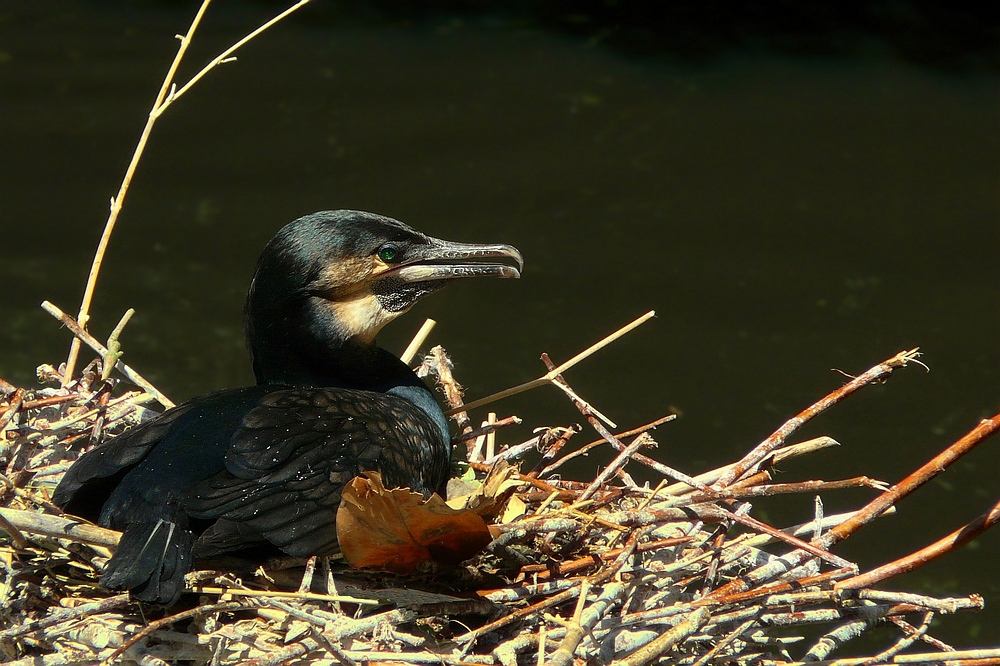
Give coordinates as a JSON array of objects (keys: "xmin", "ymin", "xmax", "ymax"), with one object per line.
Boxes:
[{"xmin": 53, "ymin": 210, "xmax": 522, "ymax": 605}]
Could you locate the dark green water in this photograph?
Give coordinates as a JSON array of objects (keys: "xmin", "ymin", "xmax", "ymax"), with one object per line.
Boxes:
[{"xmin": 2, "ymin": 2, "xmax": 999, "ymax": 645}]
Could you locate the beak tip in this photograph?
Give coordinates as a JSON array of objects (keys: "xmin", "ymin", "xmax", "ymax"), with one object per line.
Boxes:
[{"xmin": 505, "ymin": 245, "xmax": 524, "ymax": 273}]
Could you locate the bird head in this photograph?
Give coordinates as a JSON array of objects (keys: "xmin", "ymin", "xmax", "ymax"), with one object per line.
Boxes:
[{"xmin": 246, "ymin": 210, "xmax": 522, "ymax": 386}]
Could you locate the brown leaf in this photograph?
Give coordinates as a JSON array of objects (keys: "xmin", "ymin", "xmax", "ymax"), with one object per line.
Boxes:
[{"xmin": 336, "ymin": 472, "xmax": 492, "ymax": 573}]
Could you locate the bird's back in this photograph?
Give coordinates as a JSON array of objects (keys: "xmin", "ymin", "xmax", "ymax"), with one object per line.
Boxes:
[{"xmin": 54, "ymin": 383, "xmax": 450, "ymax": 603}]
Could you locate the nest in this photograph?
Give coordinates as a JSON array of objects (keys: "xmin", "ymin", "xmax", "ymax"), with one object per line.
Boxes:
[{"xmin": 2, "ymin": 312, "xmax": 1000, "ymax": 666}]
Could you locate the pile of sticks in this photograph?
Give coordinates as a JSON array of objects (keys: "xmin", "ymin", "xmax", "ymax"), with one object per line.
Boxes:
[{"xmin": 1, "ymin": 315, "xmax": 999, "ymax": 665}]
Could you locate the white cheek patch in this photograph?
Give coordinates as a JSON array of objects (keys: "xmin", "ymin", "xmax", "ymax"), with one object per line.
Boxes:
[{"xmin": 327, "ymin": 294, "xmax": 403, "ymax": 344}]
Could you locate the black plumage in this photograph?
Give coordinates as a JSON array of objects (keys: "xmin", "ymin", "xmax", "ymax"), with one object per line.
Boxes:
[{"xmin": 53, "ymin": 210, "xmax": 521, "ymax": 605}]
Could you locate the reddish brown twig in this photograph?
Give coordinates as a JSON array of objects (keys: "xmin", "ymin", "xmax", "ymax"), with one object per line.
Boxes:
[
  {"xmin": 820, "ymin": 412, "xmax": 1000, "ymax": 549},
  {"xmin": 515, "ymin": 535, "xmax": 694, "ymax": 581},
  {"xmin": 888, "ymin": 616, "xmax": 954, "ymax": 651},
  {"xmin": 423, "ymin": 345, "xmax": 473, "ymax": 438},
  {"xmin": 451, "ymin": 415, "xmax": 522, "ymax": 445},
  {"xmin": 682, "ymin": 476, "xmax": 888, "ymax": 505},
  {"xmin": 701, "ymin": 526, "xmax": 730, "ymax": 596},
  {"xmin": 577, "ymin": 433, "xmax": 654, "ymax": 502},
  {"xmin": 102, "ymin": 600, "xmax": 259, "ymax": 664},
  {"xmin": 714, "ymin": 505, "xmax": 856, "ymax": 571},
  {"xmin": 16, "ymin": 393, "xmax": 82, "ymax": 412},
  {"xmin": 88, "ymin": 381, "xmax": 114, "ymax": 446},
  {"xmin": 714, "ymin": 348, "xmax": 922, "ymax": 488},
  {"xmin": 539, "ymin": 415, "xmax": 675, "ymax": 477},
  {"xmin": 0, "ymin": 388, "xmax": 25, "ymax": 433},
  {"xmin": 837, "ymin": 496, "xmax": 1000, "ymax": 591},
  {"xmin": 540, "ymin": 353, "xmax": 709, "ymax": 493},
  {"xmin": 707, "ymin": 411, "xmax": 1000, "ymax": 601},
  {"xmin": 706, "ymin": 568, "xmax": 856, "ymax": 607},
  {"xmin": 525, "ymin": 424, "xmax": 582, "ymax": 478}
]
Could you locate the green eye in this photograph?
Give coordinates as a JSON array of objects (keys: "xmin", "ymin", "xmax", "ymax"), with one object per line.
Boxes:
[{"xmin": 377, "ymin": 244, "xmax": 400, "ymax": 263}]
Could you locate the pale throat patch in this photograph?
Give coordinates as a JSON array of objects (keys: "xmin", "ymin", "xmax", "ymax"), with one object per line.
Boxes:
[
  {"xmin": 325, "ymin": 293, "xmax": 408, "ymax": 345},
  {"xmin": 316, "ymin": 257, "xmax": 407, "ymax": 344}
]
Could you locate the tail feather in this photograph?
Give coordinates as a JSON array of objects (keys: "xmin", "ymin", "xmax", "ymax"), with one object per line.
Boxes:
[{"xmin": 101, "ymin": 519, "xmax": 194, "ymax": 605}]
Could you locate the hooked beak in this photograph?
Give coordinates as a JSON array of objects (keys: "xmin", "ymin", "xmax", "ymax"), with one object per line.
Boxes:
[{"xmin": 392, "ymin": 237, "xmax": 523, "ymax": 283}]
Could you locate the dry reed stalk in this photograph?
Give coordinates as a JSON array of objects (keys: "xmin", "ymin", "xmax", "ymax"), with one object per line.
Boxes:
[{"xmin": 61, "ymin": 0, "xmax": 313, "ymax": 386}]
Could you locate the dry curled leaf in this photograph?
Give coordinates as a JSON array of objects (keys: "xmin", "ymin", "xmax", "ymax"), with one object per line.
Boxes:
[
  {"xmin": 446, "ymin": 459, "xmax": 525, "ymax": 522},
  {"xmin": 336, "ymin": 471, "xmax": 492, "ymax": 573}
]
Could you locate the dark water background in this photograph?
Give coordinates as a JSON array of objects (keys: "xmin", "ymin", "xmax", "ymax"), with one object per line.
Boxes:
[{"xmin": 2, "ymin": 1, "xmax": 999, "ymax": 645}]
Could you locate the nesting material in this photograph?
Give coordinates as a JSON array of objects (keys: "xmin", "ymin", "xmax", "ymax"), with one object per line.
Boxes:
[{"xmin": 1, "ymin": 322, "xmax": 999, "ymax": 666}]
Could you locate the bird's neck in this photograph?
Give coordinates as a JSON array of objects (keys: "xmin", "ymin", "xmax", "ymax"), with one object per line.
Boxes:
[
  {"xmin": 253, "ymin": 334, "xmax": 417, "ymax": 392},
  {"xmin": 248, "ymin": 298, "xmax": 423, "ymax": 393},
  {"xmin": 249, "ymin": 303, "xmax": 449, "ymax": 443}
]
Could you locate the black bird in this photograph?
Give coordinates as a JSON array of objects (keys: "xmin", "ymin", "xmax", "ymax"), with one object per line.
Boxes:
[{"xmin": 54, "ymin": 210, "xmax": 522, "ymax": 604}]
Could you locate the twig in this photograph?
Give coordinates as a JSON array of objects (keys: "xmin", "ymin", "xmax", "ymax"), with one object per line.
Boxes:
[
  {"xmin": 88, "ymin": 381, "xmax": 113, "ymax": 445},
  {"xmin": 700, "ymin": 524, "xmax": 730, "ymax": 596},
  {"xmin": 0, "ymin": 388, "xmax": 25, "ymax": 432},
  {"xmin": 707, "ymin": 568, "xmax": 856, "ymax": 608},
  {"xmin": 549, "ymin": 581, "xmax": 626, "ymax": 666},
  {"xmin": 298, "ymin": 555, "xmax": 317, "ymax": 594},
  {"xmin": 61, "ymin": 0, "xmax": 312, "ymax": 385},
  {"xmin": 577, "ymin": 433, "xmax": 653, "ymax": 503},
  {"xmin": 43, "ymin": 301, "xmax": 174, "ymax": 409},
  {"xmin": 100, "ymin": 308, "xmax": 134, "ymax": 381},
  {"xmin": 485, "ymin": 412, "xmax": 497, "ymax": 461},
  {"xmin": 479, "ymin": 433, "xmax": 551, "ymax": 465},
  {"xmin": 458, "ymin": 534, "xmax": 641, "ymax": 649},
  {"xmin": 524, "ymin": 424, "xmax": 582, "ymax": 479},
  {"xmin": 62, "ymin": 0, "xmax": 213, "ymax": 386},
  {"xmin": 102, "ymin": 600, "xmax": 259, "ymax": 665},
  {"xmin": 659, "ymin": 436, "xmax": 841, "ymax": 497},
  {"xmin": 538, "ymin": 417, "xmax": 675, "ymax": 478},
  {"xmin": 888, "ymin": 616, "xmax": 953, "ymax": 651},
  {"xmin": 401, "ymin": 318, "xmax": 436, "ymax": 365},
  {"xmin": 0, "ymin": 507, "xmax": 121, "ymax": 548},
  {"xmin": 0, "ymin": 594, "xmax": 132, "ymax": 641},
  {"xmin": 162, "ymin": 1, "xmax": 312, "ymax": 110},
  {"xmin": 682, "ymin": 476, "xmax": 889, "ymax": 505},
  {"xmin": 451, "ymin": 415, "xmax": 523, "ymax": 445},
  {"xmin": 820, "ymin": 412, "xmax": 1000, "ymax": 549},
  {"xmin": 0, "ymin": 473, "xmax": 66, "ymax": 514},
  {"xmin": 548, "ymin": 378, "xmax": 617, "ymax": 429},
  {"xmin": 690, "ymin": 619, "xmax": 756, "ymax": 666},
  {"xmin": 190, "ymin": 585, "xmax": 378, "ymax": 606},
  {"xmin": 314, "ymin": 628, "xmax": 360, "ymax": 666},
  {"xmin": 866, "ymin": 611, "xmax": 934, "ymax": 665},
  {"xmin": 448, "ymin": 310, "xmax": 654, "ymax": 415},
  {"xmin": 0, "ymin": 510, "xmax": 28, "ymax": 550},
  {"xmin": 235, "ymin": 609, "xmax": 418, "ymax": 666},
  {"xmin": 714, "ymin": 349, "xmax": 922, "ymax": 488},
  {"xmin": 29, "ymin": 388, "xmax": 151, "ymax": 433},
  {"xmin": 424, "ymin": 346, "xmax": 473, "ymax": 435},
  {"xmin": 836, "ymin": 495, "xmax": 1000, "ymax": 591},
  {"xmin": 755, "ymin": 648, "xmax": 1000, "ymax": 665},
  {"xmin": 804, "ymin": 615, "xmax": 876, "ymax": 661},
  {"xmin": 515, "ymin": 535, "xmax": 693, "ymax": 581},
  {"xmin": 542, "ymin": 353, "xmax": 711, "ymax": 493},
  {"xmin": 855, "ymin": 590, "xmax": 982, "ymax": 614},
  {"xmin": 611, "ymin": 607, "xmax": 711, "ymax": 666},
  {"xmin": 16, "ymin": 394, "xmax": 82, "ymax": 412},
  {"xmin": 707, "ymin": 411, "xmax": 1000, "ymax": 601}
]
